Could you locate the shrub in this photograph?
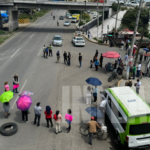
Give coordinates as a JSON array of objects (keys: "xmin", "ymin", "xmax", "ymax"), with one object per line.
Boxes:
[
  {"xmin": 79, "ymin": 21, "xmax": 84, "ymax": 26},
  {"xmin": 82, "ymin": 13, "xmax": 90, "ymax": 20},
  {"xmin": 93, "ymin": 37, "xmax": 97, "ymax": 41},
  {"xmin": 98, "ymin": 40, "xmax": 103, "ymax": 44},
  {"xmin": 86, "ymin": 19, "xmax": 90, "ymax": 23},
  {"xmin": 112, "ymin": 3, "xmax": 120, "ymax": 12},
  {"xmin": 0, "ymin": 30, "xmax": 6, "ymax": 35},
  {"xmin": 121, "ymin": 7, "xmax": 128, "ymax": 11}
]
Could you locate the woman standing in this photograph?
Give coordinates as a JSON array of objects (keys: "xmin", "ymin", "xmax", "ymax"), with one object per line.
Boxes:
[
  {"xmin": 13, "ymin": 74, "xmax": 19, "ymax": 93},
  {"xmin": 4, "ymin": 82, "xmax": 9, "ymax": 92},
  {"xmin": 53, "ymin": 110, "xmax": 62, "ymax": 134},
  {"xmin": 3, "ymin": 102, "xmax": 10, "ymax": 118},
  {"xmin": 65, "ymin": 109, "xmax": 73, "ymax": 133},
  {"xmin": 44, "ymin": 106, "xmax": 53, "ymax": 128}
]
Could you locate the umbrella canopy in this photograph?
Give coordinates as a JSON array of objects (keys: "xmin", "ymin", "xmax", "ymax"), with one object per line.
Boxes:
[
  {"xmin": 0, "ymin": 91, "xmax": 13, "ymax": 103},
  {"xmin": 20, "ymin": 91, "xmax": 33, "ymax": 96},
  {"xmin": 102, "ymin": 51, "xmax": 120, "ymax": 58},
  {"xmin": 16, "ymin": 95, "xmax": 32, "ymax": 111},
  {"xmin": 86, "ymin": 77, "xmax": 102, "ymax": 86},
  {"xmin": 108, "ymin": 35, "xmax": 113, "ymax": 37},
  {"xmin": 85, "ymin": 107, "xmax": 103, "ymax": 118},
  {"xmin": 143, "ymin": 48, "xmax": 149, "ymax": 52}
]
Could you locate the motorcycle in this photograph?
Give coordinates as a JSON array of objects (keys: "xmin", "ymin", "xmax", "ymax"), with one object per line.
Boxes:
[{"xmin": 108, "ymin": 69, "xmax": 121, "ymax": 82}]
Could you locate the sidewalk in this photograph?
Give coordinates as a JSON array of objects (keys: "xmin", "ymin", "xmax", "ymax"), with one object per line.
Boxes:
[{"xmin": 118, "ymin": 77, "xmax": 150, "ymax": 104}]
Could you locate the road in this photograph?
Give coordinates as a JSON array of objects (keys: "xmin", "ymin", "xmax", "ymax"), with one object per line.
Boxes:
[{"xmin": 0, "ymin": 10, "xmax": 132, "ymax": 150}]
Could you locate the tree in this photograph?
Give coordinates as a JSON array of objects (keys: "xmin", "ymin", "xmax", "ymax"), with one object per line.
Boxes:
[
  {"xmin": 112, "ymin": 3, "xmax": 120, "ymax": 12},
  {"xmin": 121, "ymin": 8, "xmax": 149, "ymax": 36}
]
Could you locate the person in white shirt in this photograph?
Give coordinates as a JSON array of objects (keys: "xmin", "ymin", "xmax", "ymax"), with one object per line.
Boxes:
[
  {"xmin": 136, "ymin": 62, "xmax": 141, "ymax": 77},
  {"xmin": 124, "ymin": 53, "xmax": 128, "ymax": 66},
  {"xmin": 135, "ymin": 79, "xmax": 141, "ymax": 94}
]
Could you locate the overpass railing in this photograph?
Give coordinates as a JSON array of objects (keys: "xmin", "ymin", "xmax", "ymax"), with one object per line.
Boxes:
[{"xmin": 0, "ymin": 0, "xmax": 14, "ymax": 3}]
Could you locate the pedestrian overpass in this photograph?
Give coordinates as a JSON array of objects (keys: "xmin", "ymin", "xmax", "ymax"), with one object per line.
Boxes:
[{"xmin": 0, "ymin": 0, "xmax": 112, "ymax": 31}]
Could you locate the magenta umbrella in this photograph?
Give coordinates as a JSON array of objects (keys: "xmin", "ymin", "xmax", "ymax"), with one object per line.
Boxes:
[{"xmin": 16, "ymin": 95, "xmax": 32, "ymax": 111}]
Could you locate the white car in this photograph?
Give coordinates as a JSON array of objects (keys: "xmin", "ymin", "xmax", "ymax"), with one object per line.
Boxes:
[
  {"xmin": 129, "ymin": 1, "xmax": 139, "ymax": 7},
  {"xmin": 64, "ymin": 21, "xmax": 70, "ymax": 26},
  {"xmin": 52, "ymin": 35, "xmax": 63, "ymax": 46},
  {"xmin": 67, "ymin": 15, "xmax": 72, "ymax": 19},
  {"xmin": 72, "ymin": 36, "xmax": 85, "ymax": 47},
  {"xmin": 93, "ymin": 14, "xmax": 98, "ymax": 19},
  {"xmin": 115, "ymin": 0, "xmax": 124, "ymax": 5},
  {"xmin": 71, "ymin": 17, "xmax": 77, "ymax": 23}
]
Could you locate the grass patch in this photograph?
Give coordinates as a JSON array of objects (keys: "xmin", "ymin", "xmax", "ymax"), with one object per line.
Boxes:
[
  {"xmin": 0, "ymin": 30, "xmax": 6, "ymax": 35},
  {"xmin": 0, "ymin": 36, "xmax": 10, "ymax": 45}
]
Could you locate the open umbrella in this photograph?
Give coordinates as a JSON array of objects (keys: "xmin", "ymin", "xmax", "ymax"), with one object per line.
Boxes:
[
  {"xmin": 108, "ymin": 35, "xmax": 113, "ymax": 37},
  {"xmin": 143, "ymin": 48, "xmax": 149, "ymax": 52},
  {"xmin": 86, "ymin": 77, "xmax": 102, "ymax": 86},
  {"xmin": 85, "ymin": 107, "xmax": 103, "ymax": 118},
  {"xmin": 20, "ymin": 91, "xmax": 33, "ymax": 96},
  {"xmin": 16, "ymin": 95, "xmax": 32, "ymax": 111},
  {"xmin": 0, "ymin": 91, "xmax": 13, "ymax": 103},
  {"xmin": 102, "ymin": 51, "xmax": 120, "ymax": 59}
]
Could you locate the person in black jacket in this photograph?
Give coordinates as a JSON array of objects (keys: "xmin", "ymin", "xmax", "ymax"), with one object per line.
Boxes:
[
  {"xmin": 63, "ymin": 51, "xmax": 67, "ymax": 64},
  {"xmin": 13, "ymin": 74, "xmax": 19, "ymax": 93},
  {"xmin": 95, "ymin": 50, "xmax": 98, "ymax": 57},
  {"xmin": 68, "ymin": 52, "xmax": 71, "ymax": 66},
  {"xmin": 78, "ymin": 53, "xmax": 82, "ymax": 68},
  {"xmin": 99, "ymin": 53, "xmax": 103, "ymax": 68}
]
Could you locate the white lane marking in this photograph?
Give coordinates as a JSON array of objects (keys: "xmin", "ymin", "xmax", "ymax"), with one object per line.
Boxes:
[
  {"xmin": 11, "ymin": 48, "xmax": 20, "ymax": 58},
  {"xmin": 30, "ymin": 34, "xmax": 34, "ymax": 38},
  {"xmin": 38, "ymin": 49, "xmax": 42, "ymax": 57},
  {"xmin": 11, "ymin": 79, "xmax": 27, "ymax": 109}
]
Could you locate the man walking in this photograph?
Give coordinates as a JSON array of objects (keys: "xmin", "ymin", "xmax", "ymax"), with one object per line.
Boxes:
[
  {"xmin": 68, "ymin": 52, "xmax": 71, "ymax": 66},
  {"xmin": 56, "ymin": 51, "xmax": 60, "ymax": 63},
  {"xmin": 78, "ymin": 53, "xmax": 82, "ymax": 68},
  {"xmin": 135, "ymin": 79, "xmax": 141, "ymax": 94},
  {"xmin": 87, "ymin": 117, "xmax": 101, "ymax": 145},
  {"xmin": 49, "ymin": 44, "xmax": 53, "ymax": 57},
  {"xmin": 43, "ymin": 45, "xmax": 46, "ymax": 58},
  {"xmin": 34, "ymin": 102, "xmax": 42, "ymax": 127},
  {"xmin": 45, "ymin": 47, "xmax": 49, "ymax": 59},
  {"xmin": 63, "ymin": 51, "xmax": 67, "ymax": 64}
]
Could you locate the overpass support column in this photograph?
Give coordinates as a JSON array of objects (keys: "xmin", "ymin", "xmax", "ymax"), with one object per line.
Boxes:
[
  {"xmin": 0, "ymin": 12, "xmax": 3, "ymax": 29},
  {"xmin": 9, "ymin": 10, "xmax": 18, "ymax": 32},
  {"xmin": 108, "ymin": 8, "xmax": 112, "ymax": 18}
]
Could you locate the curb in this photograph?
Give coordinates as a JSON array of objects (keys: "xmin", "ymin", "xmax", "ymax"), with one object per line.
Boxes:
[{"xmin": 118, "ymin": 79, "xmax": 123, "ymax": 87}]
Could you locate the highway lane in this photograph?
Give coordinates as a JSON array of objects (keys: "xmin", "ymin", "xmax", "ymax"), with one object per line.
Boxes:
[{"xmin": 0, "ymin": 10, "xmax": 128, "ymax": 150}]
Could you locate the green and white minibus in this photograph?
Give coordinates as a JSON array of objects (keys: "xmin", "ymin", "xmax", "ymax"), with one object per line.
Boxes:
[{"xmin": 104, "ymin": 87, "xmax": 150, "ymax": 149}]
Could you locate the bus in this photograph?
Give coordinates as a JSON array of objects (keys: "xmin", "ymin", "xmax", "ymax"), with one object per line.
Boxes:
[{"xmin": 104, "ymin": 87, "xmax": 150, "ymax": 149}]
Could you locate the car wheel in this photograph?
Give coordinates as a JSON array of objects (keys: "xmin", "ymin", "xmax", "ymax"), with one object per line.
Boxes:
[{"xmin": 0, "ymin": 123, "xmax": 18, "ymax": 136}]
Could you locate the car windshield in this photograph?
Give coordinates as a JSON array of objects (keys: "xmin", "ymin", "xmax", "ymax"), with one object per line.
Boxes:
[
  {"xmin": 54, "ymin": 37, "xmax": 62, "ymax": 40},
  {"xmin": 65, "ymin": 21, "xmax": 69, "ymax": 23},
  {"xmin": 77, "ymin": 38, "xmax": 83, "ymax": 40},
  {"xmin": 129, "ymin": 123, "xmax": 150, "ymax": 135},
  {"xmin": 72, "ymin": 17, "xmax": 76, "ymax": 19}
]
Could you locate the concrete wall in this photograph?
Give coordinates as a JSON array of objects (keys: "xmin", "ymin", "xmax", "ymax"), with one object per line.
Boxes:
[{"xmin": 9, "ymin": 10, "xmax": 18, "ymax": 31}]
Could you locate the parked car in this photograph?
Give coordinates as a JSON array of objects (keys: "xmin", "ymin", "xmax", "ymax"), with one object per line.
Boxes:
[
  {"xmin": 71, "ymin": 17, "xmax": 77, "ymax": 23},
  {"xmin": 129, "ymin": 1, "xmax": 139, "ymax": 7},
  {"xmin": 72, "ymin": 36, "xmax": 85, "ymax": 47},
  {"xmin": 93, "ymin": 14, "xmax": 98, "ymax": 19},
  {"xmin": 59, "ymin": 16, "xmax": 64, "ymax": 20},
  {"xmin": 87, "ymin": 10, "xmax": 90, "ymax": 13},
  {"xmin": 115, "ymin": 0, "xmax": 124, "ymax": 5},
  {"xmin": 67, "ymin": 15, "xmax": 72, "ymax": 19},
  {"xmin": 52, "ymin": 35, "xmax": 63, "ymax": 46},
  {"xmin": 64, "ymin": 21, "xmax": 70, "ymax": 26}
]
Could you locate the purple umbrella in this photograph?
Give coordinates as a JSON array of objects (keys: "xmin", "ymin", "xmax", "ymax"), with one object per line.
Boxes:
[{"xmin": 16, "ymin": 95, "xmax": 32, "ymax": 111}]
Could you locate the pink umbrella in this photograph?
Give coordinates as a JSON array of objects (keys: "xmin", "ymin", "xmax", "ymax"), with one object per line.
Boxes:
[
  {"xmin": 102, "ymin": 51, "xmax": 120, "ymax": 58},
  {"xmin": 16, "ymin": 95, "xmax": 32, "ymax": 111},
  {"xmin": 134, "ymin": 45, "xmax": 137, "ymax": 48}
]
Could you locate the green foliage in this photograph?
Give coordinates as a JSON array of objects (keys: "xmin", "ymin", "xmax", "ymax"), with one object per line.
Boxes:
[
  {"xmin": 112, "ymin": 3, "xmax": 120, "ymax": 12},
  {"xmin": 82, "ymin": 13, "xmax": 90, "ymax": 20},
  {"xmin": 121, "ymin": 7, "xmax": 128, "ymax": 11},
  {"xmin": 93, "ymin": 37, "xmax": 97, "ymax": 41},
  {"xmin": 0, "ymin": 30, "xmax": 6, "ymax": 35},
  {"xmin": 121, "ymin": 8, "xmax": 149, "ymax": 35},
  {"xmin": 79, "ymin": 21, "xmax": 84, "ymax": 26},
  {"xmin": 0, "ymin": 36, "xmax": 10, "ymax": 45},
  {"xmin": 98, "ymin": 40, "xmax": 103, "ymax": 44},
  {"xmin": 69, "ymin": 10, "xmax": 81, "ymax": 15},
  {"xmin": 86, "ymin": 19, "xmax": 90, "ymax": 23}
]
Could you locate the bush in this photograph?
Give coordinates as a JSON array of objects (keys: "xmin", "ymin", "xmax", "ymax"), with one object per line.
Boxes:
[
  {"xmin": 86, "ymin": 19, "xmax": 90, "ymax": 23},
  {"xmin": 79, "ymin": 21, "xmax": 84, "ymax": 26},
  {"xmin": 0, "ymin": 30, "xmax": 6, "ymax": 35},
  {"xmin": 112, "ymin": 3, "xmax": 120, "ymax": 12},
  {"xmin": 98, "ymin": 40, "xmax": 103, "ymax": 44},
  {"xmin": 93, "ymin": 37, "xmax": 97, "ymax": 41},
  {"xmin": 82, "ymin": 13, "xmax": 90, "ymax": 20},
  {"xmin": 121, "ymin": 7, "xmax": 128, "ymax": 11}
]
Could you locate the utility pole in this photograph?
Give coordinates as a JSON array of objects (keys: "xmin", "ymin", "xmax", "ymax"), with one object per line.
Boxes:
[
  {"xmin": 125, "ymin": 0, "xmax": 143, "ymax": 79},
  {"xmin": 114, "ymin": 0, "xmax": 119, "ymax": 38},
  {"xmin": 101, "ymin": 0, "xmax": 105, "ymax": 41},
  {"xmin": 97, "ymin": 0, "xmax": 99, "ymax": 40}
]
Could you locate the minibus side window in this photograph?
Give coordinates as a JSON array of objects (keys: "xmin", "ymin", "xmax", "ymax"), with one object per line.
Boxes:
[{"xmin": 108, "ymin": 96, "xmax": 111, "ymax": 108}]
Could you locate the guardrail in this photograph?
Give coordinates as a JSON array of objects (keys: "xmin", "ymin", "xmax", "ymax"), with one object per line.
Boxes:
[{"xmin": 0, "ymin": 0, "xmax": 14, "ymax": 3}]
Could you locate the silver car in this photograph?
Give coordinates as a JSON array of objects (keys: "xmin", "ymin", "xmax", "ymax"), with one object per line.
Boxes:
[
  {"xmin": 52, "ymin": 35, "xmax": 63, "ymax": 46},
  {"xmin": 64, "ymin": 21, "xmax": 70, "ymax": 26}
]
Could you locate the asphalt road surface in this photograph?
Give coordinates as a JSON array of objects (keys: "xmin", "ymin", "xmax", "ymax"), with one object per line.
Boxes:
[{"xmin": 0, "ymin": 10, "xmax": 142, "ymax": 150}]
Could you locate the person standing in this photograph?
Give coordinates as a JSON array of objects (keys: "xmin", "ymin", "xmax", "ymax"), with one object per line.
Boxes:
[
  {"xmin": 56, "ymin": 51, "xmax": 60, "ymax": 63},
  {"xmin": 4, "ymin": 82, "xmax": 9, "ymax": 92},
  {"xmin": 87, "ymin": 117, "xmax": 101, "ymax": 145},
  {"xmin": 132, "ymin": 47, "xmax": 136, "ymax": 57},
  {"xmin": 45, "ymin": 47, "xmax": 49, "ymax": 59},
  {"xmin": 63, "ymin": 51, "xmax": 67, "ymax": 64},
  {"xmin": 133, "ymin": 64, "xmax": 136, "ymax": 80},
  {"xmin": 95, "ymin": 59, "xmax": 99, "ymax": 71},
  {"xmin": 135, "ymin": 79, "xmax": 141, "ymax": 94},
  {"xmin": 34, "ymin": 102, "xmax": 42, "ymax": 127},
  {"xmin": 68, "ymin": 52, "xmax": 71, "ymax": 66},
  {"xmin": 78, "ymin": 53, "xmax": 82, "ymax": 68},
  {"xmin": 53, "ymin": 110, "xmax": 62, "ymax": 134},
  {"xmin": 92, "ymin": 86, "xmax": 98, "ymax": 103},
  {"xmin": 44, "ymin": 106, "xmax": 53, "ymax": 128},
  {"xmin": 95, "ymin": 50, "xmax": 98, "ymax": 57},
  {"xmin": 99, "ymin": 53, "xmax": 103, "ymax": 68},
  {"xmin": 136, "ymin": 62, "xmax": 141, "ymax": 77},
  {"xmin": 65, "ymin": 109, "xmax": 73, "ymax": 133},
  {"xmin": 43, "ymin": 45, "xmax": 46, "ymax": 58},
  {"xmin": 13, "ymin": 74, "xmax": 19, "ymax": 93},
  {"xmin": 57, "ymin": 21, "xmax": 59, "ymax": 26},
  {"xmin": 3, "ymin": 102, "xmax": 10, "ymax": 118},
  {"xmin": 126, "ymin": 41, "xmax": 129, "ymax": 50},
  {"xmin": 121, "ymin": 40, "xmax": 124, "ymax": 50},
  {"xmin": 49, "ymin": 44, "xmax": 53, "ymax": 57},
  {"xmin": 124, "ymin": 53, "xmax": 128, "ymax": 66},
  {"xmin": 22, "ymin": 109, "xmax": 28, "ymax": 122}
]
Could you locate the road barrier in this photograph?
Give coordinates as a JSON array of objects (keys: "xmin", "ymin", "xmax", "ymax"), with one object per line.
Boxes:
[{"xmin": 18, "ymin": 19, "xmax": 30, "ymax": 24}]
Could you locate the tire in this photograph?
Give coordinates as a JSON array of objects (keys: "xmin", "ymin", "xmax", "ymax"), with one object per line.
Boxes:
[
  {"xmin": 0, "ymin": 123, "xmax": 18, "ymax": 136},
  {"xmin": 80, "ymin": 126, "xmax": 89, "ymax": 136},
  {"xmin": 97, "ymin": 129, "xmax": 108, "ymax": 140},
  {"xmin": 108, "ymin": 77, "xmax": 113, "ymax": 82}
]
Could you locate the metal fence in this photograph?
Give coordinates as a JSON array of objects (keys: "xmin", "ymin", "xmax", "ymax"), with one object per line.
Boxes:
[{"xmin": 0, "ymin": 0, "xmax": 14, "ymax": 3}]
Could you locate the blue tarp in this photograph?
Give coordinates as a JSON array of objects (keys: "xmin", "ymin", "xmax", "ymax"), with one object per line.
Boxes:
[{"xmin": 1, "ymin": 13, "xmax": 8, "ymax": 18}]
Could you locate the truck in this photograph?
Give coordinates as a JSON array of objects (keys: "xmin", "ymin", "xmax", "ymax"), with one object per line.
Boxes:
[{"xmin": 72, "ymin": 14, "xmax": 80, "ymax": 22}]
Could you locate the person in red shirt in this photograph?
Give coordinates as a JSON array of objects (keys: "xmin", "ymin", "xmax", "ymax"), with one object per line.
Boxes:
[
  {"xmin": 44, "ymin": 106, "xmax": 53, "ymax": 128},
  {"xmin": 132, "ymin": 47, "xmax": 136, "ymax": 57}
]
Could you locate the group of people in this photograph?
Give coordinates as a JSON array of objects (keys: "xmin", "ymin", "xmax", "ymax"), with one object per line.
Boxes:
[{"xmin": 43, "ymin": 45, "xmax": 53, "ymax": 58}]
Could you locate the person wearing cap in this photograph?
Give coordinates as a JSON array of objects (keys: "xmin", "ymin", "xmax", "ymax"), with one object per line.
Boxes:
[
  {"xmin": 87, "ymin": 117, "xmax": 101, "ymax": 145},
  {"xmin": 34, "ymin": 102, "xmax": 42, "ymax": 127},
  {"xmin": 56, "ymin": 51, "xmax": 60, "ymax": 63}
]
